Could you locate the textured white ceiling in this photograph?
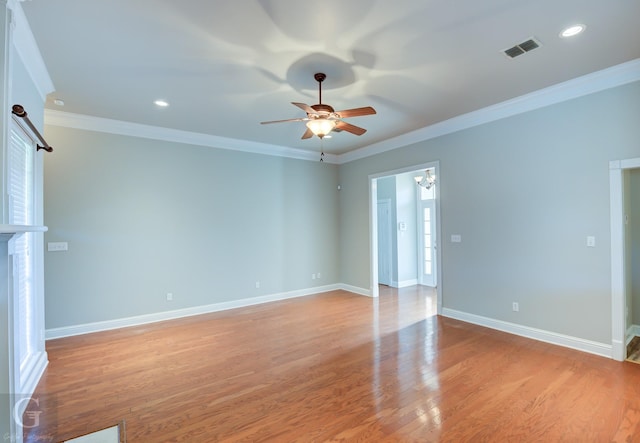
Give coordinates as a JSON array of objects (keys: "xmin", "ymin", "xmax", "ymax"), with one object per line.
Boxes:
[{"xmin": 21, "ymin": 0, "xmax": 640, "ymax": 155}]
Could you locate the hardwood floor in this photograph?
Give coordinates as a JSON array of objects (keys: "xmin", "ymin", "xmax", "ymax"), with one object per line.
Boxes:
[{"xmin": 23, "ymin": 286, "xmax": 640, "ymax": 442}]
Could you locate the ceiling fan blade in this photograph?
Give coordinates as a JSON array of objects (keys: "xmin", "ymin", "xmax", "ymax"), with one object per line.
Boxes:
[
  {"xmin": 301, "ymin": 127, "xmax": 314, "ymax": 139},
  {"xmin": 260, "ymin": 117, "xmax": 307, "ymax": 125},
  {"xmin": 335, "ymin": 106, "xmax": 376, "ymax": 118},
  {"xmin": 335, "ymin": 120, "xmax": 367, "ymax": 136},
  {"xmin": 292, "ymin": 102, "xmax": 317, "ymax": 114}
]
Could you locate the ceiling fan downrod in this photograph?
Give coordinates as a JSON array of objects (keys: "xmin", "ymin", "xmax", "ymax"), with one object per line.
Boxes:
[{"xmin": 314, "ymin": 73, "xmax": 326, "ymax": 104}]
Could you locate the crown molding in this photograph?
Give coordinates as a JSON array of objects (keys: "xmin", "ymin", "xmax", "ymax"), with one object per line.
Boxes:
[
  {"xmin": 44, "ymin": 110, "xmax": 340, "ymax": 164},
  {"xmin": 10, "ymin": 1, "xmax": 54, "ymax": 100},
  {"xmin": 338, "ymin": 58, "xmax": 640, "ymax": 164},
  {"xmin": 44, "ymin": 58, "xmax": 640, "ymax": 166}
]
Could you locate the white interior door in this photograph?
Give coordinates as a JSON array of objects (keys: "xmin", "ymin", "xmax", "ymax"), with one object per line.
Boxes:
[{"xmin": 377, "ymin": 200, "xmax": 392, "ymax": 286}]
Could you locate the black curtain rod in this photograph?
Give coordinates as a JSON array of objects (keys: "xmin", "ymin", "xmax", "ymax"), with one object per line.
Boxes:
[{"xmin": 11, "ymin": 104, "xmax": 53, "ymax": 153}]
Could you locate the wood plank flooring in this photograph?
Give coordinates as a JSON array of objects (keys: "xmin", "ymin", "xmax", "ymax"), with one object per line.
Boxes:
[{"xmin": 23, "ymin": 286, "xmax": 640, "ymax": 442}]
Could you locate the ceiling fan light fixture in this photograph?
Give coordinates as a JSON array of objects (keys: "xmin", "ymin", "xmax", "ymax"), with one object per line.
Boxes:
[
  {"xmin": 306, "ymin": 118, "xmax": 336, "ymax": 138},
  {"xmin": 260, "ymin": 72, "xmax": 375, "ymax": 139}
]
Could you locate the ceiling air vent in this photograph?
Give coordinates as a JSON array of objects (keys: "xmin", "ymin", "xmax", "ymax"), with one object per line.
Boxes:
[{"xmin": 502, "ymin": 37, "xmax": 541, "ymax": 59}]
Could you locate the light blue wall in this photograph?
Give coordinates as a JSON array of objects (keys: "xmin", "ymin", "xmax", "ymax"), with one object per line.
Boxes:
[
  {"xmin": 11, "ymin": 53, "xmax": 44, "ymax": 130},
  {"xmin": 42, "ymin": 126, "xmax": 339, "ymax": 328},
  {"xmin": 340, "ymin": 81, "xmax": 640, "ymax": 344},
  {"xmin": 376, "ymin": 176, "xmax": 397, "ymax": 283},
  {"xmin": 395, "ymin": 172, "xmax": 418, "ymax": 286},
  {"xmin": 41, "ymin": 80, "xmax": 640, "ymax": 346}
]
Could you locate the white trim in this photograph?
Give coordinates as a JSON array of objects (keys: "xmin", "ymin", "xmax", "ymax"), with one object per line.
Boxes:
[
  {"xmin": 442, "ymin": 308, "xmax": 613, "ymax": 359},
  {"xmin": 369, "ymin": 178, "xmax": 379, "ymax": 298},
  {"xmin": 339, "ymin": 58, "xmax": 640, "ymax": 164},
  {"xmin": 45, "ymin": 283, "xmax": 371, "ymax": 339},
  {"xmin": 610, "ymin": 161, "xmax": 625, "ymax": 361},
  {"xmin": 339, "ymin": 283, "xmax": 372, "ymax": 297},
  {"xmin": 392, "ymin": 279, "xmax": 418, "ymax": 288},
  {"xmin": 44, "ymin": 109, "xmax": 340, "ymax": 164},
  {"xmin": 621, "ymin": 158, "xmax": 640, "ymax": 169},
  {"xmin": 17, "ymin": 350, "xmax": 46, "ymax": 397},
  {"xmin": 0, "ymin": 224, "xmax": 47, "ymax": 234},
  {"xmin": 40, "ymin": 60, "xmax": 640, "ymax": 166},
  {"xmin": 626, "ymin": 325, "xmax": 640, "ymax": 345},
  {"xmin": 9, "ymin": 1, "xmax": 54, "ymax": 100}
]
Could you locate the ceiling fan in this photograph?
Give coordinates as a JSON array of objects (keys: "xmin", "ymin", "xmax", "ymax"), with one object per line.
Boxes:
[{"xmin": 260, "ymin": 72, "xmax": 376, "ymax": 140}]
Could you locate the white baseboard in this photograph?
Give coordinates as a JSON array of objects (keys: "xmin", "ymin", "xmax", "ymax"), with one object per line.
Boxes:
[
  {"xmin": 20, "ymin": 350, "xmax": 48, "ymax": 396},
  {"xmin": 15, "ymin": 351, "xmax": 49, "ymax": 422},
  {"xmin": 339, "ymin": 283, "xmax": 372, "ymax": 297},
  {"xmin": 627, "ymin": 324, "xmax": 640, "ymax": 344},
  {"xmin": 390, "ymin": 279, "xmax": 418, "ymax": 289},
  {"xmin": 46, "ymin": 283, "xmax": 371, "ymax": 339},
  {"xmin": 442, "ymin": 308, "xmax": 613, "ymax": 359}
]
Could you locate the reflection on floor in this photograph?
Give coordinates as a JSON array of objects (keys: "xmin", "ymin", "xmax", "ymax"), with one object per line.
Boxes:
[{"xmin": 627, "ymin": 336, "xmax": 640, "ymax": 364}]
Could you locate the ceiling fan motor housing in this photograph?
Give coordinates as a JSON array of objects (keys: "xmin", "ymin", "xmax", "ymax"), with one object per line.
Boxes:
[{"xmin": 310, "ymin": 103, "xmax": 335, "ymax": 116}]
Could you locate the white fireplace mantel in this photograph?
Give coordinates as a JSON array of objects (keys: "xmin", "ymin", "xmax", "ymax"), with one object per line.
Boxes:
[{"xmin": 0, "ymin": 224, "xmax": 48, "ymax": 236}]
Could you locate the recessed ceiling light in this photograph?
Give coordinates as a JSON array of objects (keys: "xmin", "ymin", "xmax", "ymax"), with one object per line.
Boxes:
[
  {"xmin": 154, "ymin": 99, "xmax": 169, "ymax": 108},
  {"xmin": 560, "ymin": 24, "xmax": 586, "ymax": 38},
  {"xmin": 53, "ymin": 99, "xmax": 65, "ymax": 106}
]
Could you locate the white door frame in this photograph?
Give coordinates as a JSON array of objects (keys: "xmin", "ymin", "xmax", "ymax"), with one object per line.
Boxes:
[
  {"xmin": 369, "ymin": 161, "xmax": 442, "ymax": 314},
  {"xmin": 611, "ymin": 157, "xmax": 640, "ymax": 361}
]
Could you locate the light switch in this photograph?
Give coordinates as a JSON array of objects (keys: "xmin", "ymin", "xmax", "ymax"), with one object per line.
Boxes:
[{"xmin": 587, "ymin": 236, "xmax": 596, "ymax": 247}]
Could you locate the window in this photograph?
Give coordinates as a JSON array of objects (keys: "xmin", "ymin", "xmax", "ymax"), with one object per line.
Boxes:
[{"xmin": 8, "ymin": 120, "xmax": 36, "ymax": 373}]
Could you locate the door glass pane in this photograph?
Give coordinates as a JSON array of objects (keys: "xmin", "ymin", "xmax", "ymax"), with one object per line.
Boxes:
[{"xmin": 423, "ymin": 208, "xmax": 432, "ymax": 276}]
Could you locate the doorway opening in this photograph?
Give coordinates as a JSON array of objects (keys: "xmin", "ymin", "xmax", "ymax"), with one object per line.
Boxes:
[
  {"xmin": 369, "ymin": 162, "xmax": 442, "ymax": 315},
  {"xmin": 610, "ymin": 157, "xmax": 640, "ymax": 361}
]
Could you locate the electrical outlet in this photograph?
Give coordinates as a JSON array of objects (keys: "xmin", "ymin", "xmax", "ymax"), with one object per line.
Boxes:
[
  {"xmin": 166, "ymin": 293, "xmax": 173, "ymax": 301},
  {"xmin": 255, "ymin": 281, "xmax": 260, "ymax": 289},
  {"xmin": 312, "ymin": 274, "xmax": 316, "ymax": 280},
  {"xmin": 317, "ymin": 272, "xmax": 321, "ymax": 279},
  {"xmin": 512, "ymin": 302, "xmax": 519, "ymax": 312},
  {"xmin": 48, "ymin": 242, "xmax": 68, "ymax": 252}
]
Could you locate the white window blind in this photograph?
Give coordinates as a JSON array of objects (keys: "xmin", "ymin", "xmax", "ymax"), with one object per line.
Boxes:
[{"xmin": 8, "ymin": 121, "xmax": 36, "ymax": 371}]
